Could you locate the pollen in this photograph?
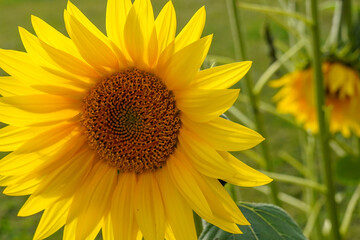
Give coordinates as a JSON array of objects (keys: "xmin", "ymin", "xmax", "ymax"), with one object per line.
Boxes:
[{"xmin": 81, "ymin": 68, "xmax": 181, "ymax": 173}]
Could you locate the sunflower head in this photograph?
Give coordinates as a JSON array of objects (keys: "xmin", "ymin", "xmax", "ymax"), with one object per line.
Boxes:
[
  {"xmin": 271, "ymin": 61, "xmax": 360, "ymax": 137},
  {"xmin": 0, "ymin": 0, "xmax": 271, "ymax": 239}
]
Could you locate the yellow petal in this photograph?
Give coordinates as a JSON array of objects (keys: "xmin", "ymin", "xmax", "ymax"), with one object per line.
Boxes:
[
  {"xmin": 182, "ymin": 116, "xmax": 264, "ymax": 151},
  {"xmin": 156, "ymin": 167, "xmax": 197, "ymax": 240},
  {"xmin": 175, "ymin": 6, "xmax": 206, "ymax": 52},
  {"xmin": 155, "ymin": 1, "xmax": 176, "ymax": 55},
  {"xmin": 39, "ymin": 38, "xmax": 100, "ymax": 78},
  {"xmin": 34, "ymin": 198, "xmax": 72, "ymax": 240},
  {"xmin": 0, "ymin": 126, "xmax": 44, "ymax": 152},
  {"xmin": 123, "ymin": 5, "xmax": 145, "ymax": 66},
  {"xmin": 0, "ymin": 151, "xmax": 45, "ymax": 176},
  {"xmin": 133, "ymin": 0, "xmax": 154, "ymax": 43},
  {"xmin": 31, "ymin": 15, "xmax": 83, "ymax": 60},
  {"xmin": 18, "ymin": 193, "xmax": 57, "ymax": 216},
  {"xmin": 106, "ymin": 0, "xmax": 132, "ymax": 52},
  {"xmin": 202, "ymin": 176, "xmax": 249, "ymax": 225},
  {"xmin": 3, "ymin": 176, "xmax": 41, "ymax": 196},
  {"xmin": 158, "ymin": 35, "xmax": 213, "ymax": 90},
  {"xmin": 135, "ymin": 172, "xmax": 165, "ymax": 240},
  {"xmin": 19, "ymin": 27, "xmax": 93, "ymax": 87},
  {"xmin": 0, "ymin": 103, "xmax": 79, "ymax": 126},
  {"xmin": 167, "ymin": 154, "xmax": 242, "ymax": 233},
  {"xmin": 111, "ymin": 172, "xmax": 138, "ymax": 240},
  {"xmin": 192, "ymin": 61, "xmax": 252, "ymax": 89},
  {"xmin": 67, "ymin": 162, "xmax": 117, "ymax": 239},
  {"xmin": 178, "ymin": 128, "xmax": 238, "ymax": 179},
  {"xmin": 14, "ymin": 123, "xmax": 76, "ymax": 154},
  {"xmin": 102, "ymin": 213, "xmax": 114, "ymax": 240},
  {"xmin": 31, "ymin": 84, "xmax": 85, "ymax": 98},
  {"xmin": 64, "ymin": 218, "xmax": 103, "ymax": 240},
  {"xmin": 166, "ymin": 154, "xmax": 213, "ymax": 218},
  {"xmin": 65, "ymin": 11, "xmax": 120, "ymax": 73},
  {"xmin": 32, "ymin": 148, "xmax": 95, "ymax": 200},
  {"xmin": 0, "ymin": 94, "xmax": 79, "ymax": 113},
  {"xmin": 147, "ymin": 25, "xmax": 159, "ymax": 67},
  {"xmin": 0, "ymin": 77, "xmax": 40, "ymax": 97},
  {"xmin": 175, "ymin": 88, "xmax": 239, "ymax": 122},
  {"xmin": 0, "ymin": 49, "xmax": 63, "ymax": 86},
  {"xmin": 219, "ymin": 151, "xmax": 273, "ymax": 187}
]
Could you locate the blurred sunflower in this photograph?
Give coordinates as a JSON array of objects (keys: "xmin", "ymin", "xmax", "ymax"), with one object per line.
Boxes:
[
  {"xmin": 0, "ymin": 0, "xmax": 272, "ymax": 239},
  {"xmin": 272, "ymin": 61, "xmax": 360, "ymax": 137}
]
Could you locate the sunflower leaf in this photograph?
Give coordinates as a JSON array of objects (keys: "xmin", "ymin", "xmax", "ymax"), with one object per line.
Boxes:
[
  {"xmin": 199, "ymin": 202, "xmax": 306, "ymax": 240},
  {"xmin": 335, "ymin": 154, "xmax": 360, "ymax": 185}
]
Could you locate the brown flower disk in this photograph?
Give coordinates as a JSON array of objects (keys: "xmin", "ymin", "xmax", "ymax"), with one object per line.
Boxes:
[{"xmin": 81, "ymin": 68, "xmax": 181, "ymax": 173}]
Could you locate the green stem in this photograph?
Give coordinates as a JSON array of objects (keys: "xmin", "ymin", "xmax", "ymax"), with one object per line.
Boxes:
[
  {"xmin": 226, "ymin": 0, "xmax": 280, "ymax": 206},
  {"xmin": 325, "ymin": 0, "xmax": 342, "ymax": 48},
  {"xmin": 193, "ymin": 212, "xmax": 203, "ymax": 237},
  {"xmin": 309, "ymin": 0, "xmax": 341, "ymax": 239},
  {"xmin": 262, "ymin": 171, "xmax": 326, "ymax": 192},
  {"xmin": 342, "ymin": 0, "xmax": 353, "ymax": 42},
  {"xmin": 304, "ymin": 133, "xmax": 322, "ymax": 240},
  {"xmin": 340, "ymin": 184, "xmax": 360, "ymax": 236}
]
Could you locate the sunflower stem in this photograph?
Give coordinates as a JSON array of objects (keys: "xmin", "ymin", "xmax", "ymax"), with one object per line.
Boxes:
[
  {"xmin": 342, "ymin": 0, "xmax": 353, "ymax": 43},
  {"xmin": 309, "ymin": 0, "xmax": 341, "ymax": 239},
  {"xmin": 193, "ymin": 212, "xmax": 203, "ymax": 237},
  {"xmin": 226, "ymin": 0, "xmax": 281, "ymax": 206}
]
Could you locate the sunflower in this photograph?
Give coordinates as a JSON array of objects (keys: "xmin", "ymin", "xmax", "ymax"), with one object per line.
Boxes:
[
  {"xmin": 0, "ymin": 0, "xmax": 271, "ymax": 239},
  {"xmin": 272, "ymin": 61, "xmax": 360, "ymax": 137}
]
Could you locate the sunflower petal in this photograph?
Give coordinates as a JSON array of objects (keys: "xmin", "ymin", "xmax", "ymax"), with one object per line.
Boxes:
[
  {"xmin": 133, "ymin": 0, "xmax": 155, "ymax": 48},
  {"xmin": 67, "ymin": 162, "xmax": 117, "ymax": 239},
  {"xmin": 106, "ymin": 0, "xmax": 132, "ymax": 52},
  {"xmin": 34, "ymin": 198, "xmax": 72, "ymax": 240},
  {"xmin": 175, "ymin": 6, "xmax": 205, "ymax": 52},
  {"xmin": 65, "ymin": 12, "xmax": 119, "ymax": 73},
  {"xmin": 178, "ymin": 128, "xmax": 237, "ymax": 179},
  {"xmin": 0, "ymin": 49, "xmax": 61, "ymax": 85},
  {"xmin": 135, "ymin": 172, "xmax": 165, "ymax": 240},
  {"xmin": 182, "ymin": 116, "xmax": 264, "ymax": 151},
  {"xmin": 156, "ymin": 167, "xmax": 197, "ymax": 240},
  {"xmin": 192, "ymin": 61, "xmax": 252, "ymax": 89},
  {"xmin": 0, "ymin": 126, "xmax": 44, "ymax": 152},
  {"xmin": 3, "ymin": 176, "xmax": 41, "ymax": 196},
  {"xmin": 167, "ymin": 154, "xmax": 213, "ymax": 218},
  {"xmin": 31, "ymin": 15, "xmax": 83, "ymax": 60},
  {"xmin": 123, "ymin": 5, "xmax": 145, "ymax": 66},
  {"xmin": 155, "ymin": 1, "xmax": 176, "ymax": 55},
  {"xmin": 0, "ymin": 77, "xmax": 40, "ymax": 97},
  {"xmin": 111, "ymin": 172, "xmax": 138, "ymax": 240},
  {"xmin": 63, "ymin": 218, "xmax": 103, "ymax": 240},
  {"xmin": 159, "ymin": 35, "xmax": 212, "ymax": 90},
  {"xmin": 102, "ymin": 213, "xmax": 115, "ymax": 240},
  {"xmin": 14, "ymin": 123, "xmax": 76, "ymax": 154},
  {"xmin": 39, "ymin": 38, "xmax": 100, "ymax": 78},
  {"xmin": 0, "ymin": 102, "xmax": 79, "ymax": 127},
  {"xmin": 0, "ymin": 94, "xmax": 79, "ymax": 113},
  {"xmin": 175, "ymin": 88, "xmax": 239, "ymax": 122},
  {"xmin": 219, "ymin": 151, "xmax": 273, "ymax": 186},
  {"xmin": 168, "ymin": 154, "xmax": 241, "ymax": 233}
]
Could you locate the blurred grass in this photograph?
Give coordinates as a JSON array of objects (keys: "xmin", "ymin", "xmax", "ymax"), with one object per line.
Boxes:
[{"xmin": 1, "ymin": 0, "xmax": 358, "ymax": 239}]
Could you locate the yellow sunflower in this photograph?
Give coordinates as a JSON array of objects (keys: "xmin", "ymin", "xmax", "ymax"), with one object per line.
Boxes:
[
  {"xmin": 0, "ymin": 0, "xmax": 271, "ymax": 239},
  {"xmin": 272, "ymin": 61, "xmax": 360, "ymax": 137}
]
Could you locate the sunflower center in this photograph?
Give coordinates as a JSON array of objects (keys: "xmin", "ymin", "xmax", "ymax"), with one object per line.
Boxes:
[{"xmin": 81, "ymin": 68, "xmax": 181, "ymax": 173}]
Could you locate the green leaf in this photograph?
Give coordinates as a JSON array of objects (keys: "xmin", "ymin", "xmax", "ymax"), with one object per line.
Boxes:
[
  {"xmin": 199, "ymin": 203, "xmax": 306, "ymax": 240},
  {"xmin": 335, "ymin": 154, "xmax": 360, "ymax": 185}
]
